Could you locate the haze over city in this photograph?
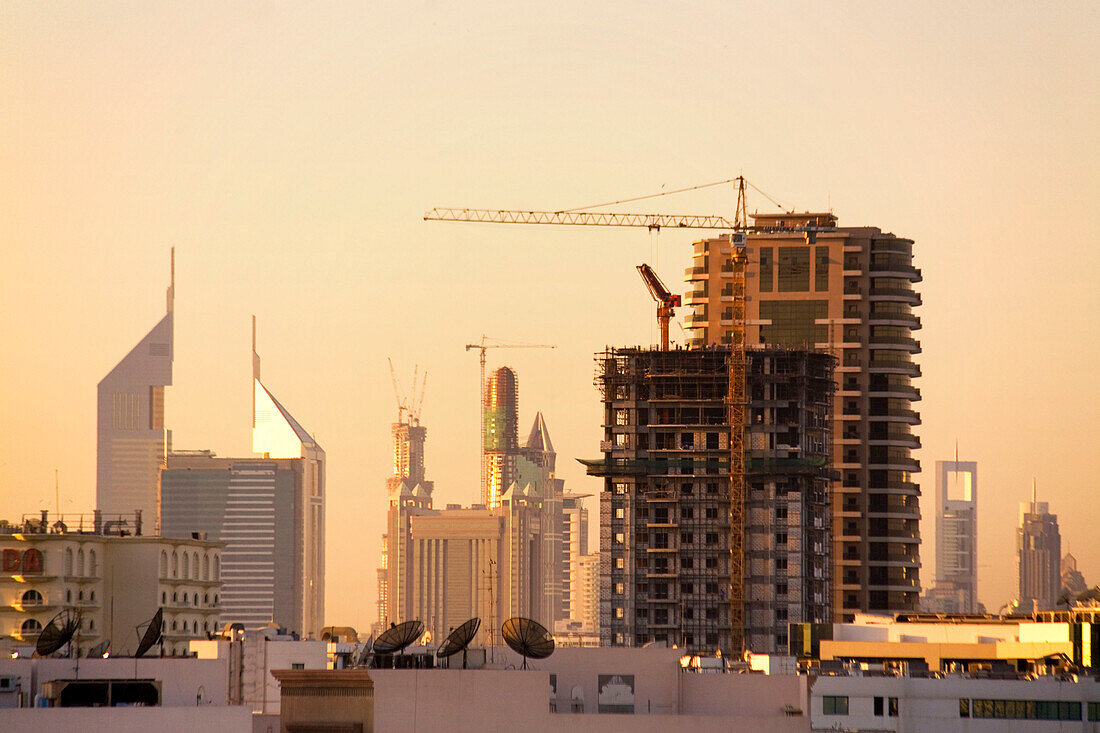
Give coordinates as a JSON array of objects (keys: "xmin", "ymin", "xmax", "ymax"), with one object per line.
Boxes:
[{"xmin": 2, "ymin": 0, "xmax": 1098, "ymax": 636}]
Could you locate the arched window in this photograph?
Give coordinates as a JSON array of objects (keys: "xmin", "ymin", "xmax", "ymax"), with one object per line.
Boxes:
[
  {"xmin": 182, "ymin": 553, "xmax": 189, "ymax": 580},
  {"xmin": 202, "ymin": 555, "xmax": 209, "ymax": 580},
  {"xmin": 21, "ymin": 618, "xmax": 42, "ymax": 635},
  {"xmin": 78, "ymin": 590, "xmax": 83, "ymax": 602},
  {"xmin": 172, "ymin": 591, "xmax": 177, "ymax": 603},
  {"xmin": 64, "ymin": 548, "xmax": 73, "ymax": 576},
  {"xmin": 213, "ymin": 556, "xmax": 220, "ymax": 581},
  {"xmin": 21, "ymin": 589, "xmax": 43, "ymax": 606},
  {"xmin": 172, "ymin": 620, "xmax": 178, "ymax": 631},
  {"xmin": 88, "ymin": 550, "xmax": 97, "ymax": 577},
  {"xmin": 76, "ymin": 549, "xmax": 85, "ymax": 576},
  {"xmin": 192, "ymin": 552, "xmax": 199, "ymax": 580},
  {"xmin": 160, "ymin": 551, "xmax": 168, "ymax": 578},
  {"xmin": 171, "ymin": 552, "xmax": 178, "ymax": 578},
  {"xmin": 66, "ymin": 589, "xmax": 72, "ymax": 603},
  {"xmin": 162, "ymin": 591, "xmax": 167, "ymax": 604},
  {"xmin": 89, "ymin": 590, "xmax": 95, "ymax": 602}
]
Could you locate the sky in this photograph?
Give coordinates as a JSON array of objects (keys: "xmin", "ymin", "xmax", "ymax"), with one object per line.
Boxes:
[{"xmin": 2, "ymin": 1, "xmax": 1098, "ymax": 630}]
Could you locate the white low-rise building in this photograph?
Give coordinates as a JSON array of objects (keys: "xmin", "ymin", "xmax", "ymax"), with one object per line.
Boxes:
[{"xmin": 0, "ymin": 512, "xmax": 223, "ymax": 657}]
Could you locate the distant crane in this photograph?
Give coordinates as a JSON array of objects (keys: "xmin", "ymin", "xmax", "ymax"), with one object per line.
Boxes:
[
  {"xmin": 464, "ymin": 336, "xmax": 556, "ymax": 492},
  {"xmin": 388, "ymin": 358, "xmax": 427, "ymax": 426},
  {"xmin": 636, "ymin": 263, "xmax": 681, "ymax": 350},
  {"xmin": 429, "ymin": 176, "xmax": 827, "ymax": 654}
]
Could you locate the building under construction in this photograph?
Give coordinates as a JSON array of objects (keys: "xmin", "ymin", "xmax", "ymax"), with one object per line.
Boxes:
[{"xmin": 583, "ymin": 346, "xmax": 834, "ymax": 654}]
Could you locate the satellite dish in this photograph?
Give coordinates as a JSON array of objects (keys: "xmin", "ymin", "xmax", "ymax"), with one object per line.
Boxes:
[
  {"xmin": 436, "ymin": 617, "xmax": 481, "ymax": 668},
  {"xmin": 88, "ymin": 639, "xmax": 111, "ymax": 658},
  {"xmin": 34, "ymin": 608, "xmax": 82, "ymax": 657},
  {"xmin": 135, "ymin": 608, "xmax": 163, "ymax": 658},
  {"xmin": 354, "ymin": 636, "xmax": 374, "ymax": 667},
  {"xmin": 501, "ymin": 617, "xmax": 554, "ymax": 669},
  {"xmin": 373, "ymin": 620, "xmax": 424, "ymax": 655}
]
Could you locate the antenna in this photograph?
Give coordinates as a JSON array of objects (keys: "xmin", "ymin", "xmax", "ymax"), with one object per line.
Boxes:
[
  {"xmin": 89, "ymin": 639, "xmax": 111, "ymax": 658},
  {"xmin": 501, "ymin": 617, "xmax": 554, "ymax": 669},
  {"xmin": 134, "ymin": 608, "xmax": 163, "ymax": 658},
  {"xmin": 35, "ymin": 608, "xmax": 82, "ymax": 657},
  {"xmin": 436, "ymin": 618, "xmax": 481, "ymax": 669}
]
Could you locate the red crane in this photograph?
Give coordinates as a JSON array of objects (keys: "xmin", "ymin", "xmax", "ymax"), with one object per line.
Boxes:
[{"xmin": 636, "ymin": 263, "xmax": 681, "ymax": 350}]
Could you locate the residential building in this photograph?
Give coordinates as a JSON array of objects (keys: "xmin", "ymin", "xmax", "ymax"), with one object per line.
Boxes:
[
  {"xmin": 0, "ymin": 512, "xmax": 222, "ymax": 657},
  {"xmin": 684, "ymin": 214, "xmax": 923, "ymax": 619},
  {"xmin": 573, "ymin": 551, "xmax": 600, "ymax": 632},
  {"xmin": 926, "ymin": 460, "xmax": 978, "ymax": 613},
  {"xmin": 584, "ymin": 347, "xmax": 834, "ymax": 654},
  {"xmin": 483, "ymin": 366, "xmax": 519, "ymax": 509},
  {"xmin": 97, "ymin": 250, "xmax": 174, "ymax": 530},
  {"xmin": 1018, "ymin": 491, "xmax": 1061, "ymax": 612},
  {"xmin": 160, "ymin": 332, "xmax": 325, "ymax": 638}
]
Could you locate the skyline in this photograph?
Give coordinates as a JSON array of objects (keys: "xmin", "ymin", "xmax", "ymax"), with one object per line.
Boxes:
[{"xmin": 2, "ymin": 1, "xmax": 1098, "ymax": 632}]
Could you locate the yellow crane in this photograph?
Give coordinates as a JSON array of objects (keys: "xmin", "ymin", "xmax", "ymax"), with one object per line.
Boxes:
[{"xmin": 432, "ymin": 177, "xmax": 822, "ymax": 653}]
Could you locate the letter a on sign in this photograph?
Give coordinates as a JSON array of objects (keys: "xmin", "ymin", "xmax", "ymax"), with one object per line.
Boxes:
[
  {"xmin": 2, "ymin": 549, "xmax": 20, "ymax": 572},
  {"xmin": 21, "ymin": 549, "xmax": 42, "ymax": 573}
]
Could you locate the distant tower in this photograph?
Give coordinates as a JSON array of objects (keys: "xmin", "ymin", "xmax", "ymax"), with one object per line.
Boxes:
[
  {"xmin": 96, "ymin": 249, "xmax": 174, "ymax": 531},
  {"xmin": 483, "ymin": 367, "xmax": 519, "ymax": 508},
  {"xmin": 932, "ymin": 460, "xmax": 978, "ymax": 613},
  {"xmin": 1017, "ymin": 483, "xmax": 1061, "ymax": 612}
]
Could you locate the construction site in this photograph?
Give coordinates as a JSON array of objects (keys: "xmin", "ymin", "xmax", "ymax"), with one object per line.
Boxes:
[{"xmin": 583, "ymin": 346, "xmax": 834, "ymax": 654}]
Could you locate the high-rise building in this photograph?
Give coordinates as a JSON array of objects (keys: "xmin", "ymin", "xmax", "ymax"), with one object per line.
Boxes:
[
  {"xmin": 684, "ymin": 214, "xmax": 922, "ymax": 619},
  {"xmin": 1018, "ymin": 490, "xmax": 1061, "ymax": 613},
  {"xmin": 925, "ymin": 460, "xmax": 978, "ymax": 614},
  {"xmin": 97, "ymin": 251, "xmax": 175, "ymax": 530},
  {"xmin": 560, "ymin": 493, "xmax": 590, "ymax": 621},
  {"xmin": 573, "ymin": 551, "xmax": 600, "ymax": 631},
  {"xmin": 1062, "ymin": 554, "xmax": 1088, "ymax": 597},
  {"xmin": 160, "ymin": 327, "xmax": 325, "ymax": 638},
  {"xmin": 585, "ymin": 347, "xmax": 834, "ymax": 654},
  {"xmin": 483, "ymin": 367, "xmax": 519, "ymax": 509},
  {"xmin": 376, "ymin": 406, "xmax": 434, "ymax": 634},
  {"xmin": 516, "ymin": 411, "xmax": 566, "ymax": 625}
]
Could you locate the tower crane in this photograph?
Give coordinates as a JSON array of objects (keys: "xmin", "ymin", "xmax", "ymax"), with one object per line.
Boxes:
[
  {"xmin": 464, "ymin": 336, "xmax": 556, "ymax": 493},
  {"xmin": 388, "ymin": 358, "xmax": 427, "ymax": 426},
  {"xmin": 636, "ymin": 263, "xmax": 681, "ymax": 351},
  {"xmin": 431, "ymin": 176, "xmax": 829, "ymax": 654}
]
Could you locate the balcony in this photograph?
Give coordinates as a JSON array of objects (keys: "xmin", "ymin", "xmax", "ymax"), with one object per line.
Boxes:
[
  {"xmin": 869, "ymin": 286, "xmax": 921, "ymax": 305},
  {"xmin": 869, "ymin": 262, "xmax": 922, "ymax": 281},
  {"xmin": 868, "ymin": 335, "xmax": 921, "ymax": 352},
  {"xmin": 684, "ymin": 267, "xmax": 709, "ymax": 282},
  {"xmin": 868, "ymin": 311, "xmax": 921, "ymax": 328}
]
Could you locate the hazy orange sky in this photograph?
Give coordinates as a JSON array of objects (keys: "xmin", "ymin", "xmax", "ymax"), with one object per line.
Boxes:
[{"xmin": 2, "ymin": 2, "xmax": 1098, "ymax": 630}]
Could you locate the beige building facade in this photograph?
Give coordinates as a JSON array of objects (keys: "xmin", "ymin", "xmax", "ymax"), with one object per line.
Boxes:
[
  {"xmin": 685, "ymin": 214, "xmax": 922, "ymax": 619},
  {"xmin": 0, "ymin": 515, "xmax": 222, "ymax": 656}
]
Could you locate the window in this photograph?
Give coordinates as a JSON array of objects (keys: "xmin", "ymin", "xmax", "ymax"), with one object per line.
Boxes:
[
  {"xmin": 613, "ymin": 482, "xmax": 628, "ymax": 495},
  {"xmin": 1088, "ymin": 702, "xmax": 1100, "ymax": 721},
  {"xmin": 680, "ymin": 557, "xmax": 693, "ymax": 569},
  {"xmin": 705, "ymin": 557, "xmax": 718, "ymax": 569},
  {"xmin": 615, "ymin": 558, "xmax": 624, "ymax": 570},
  {"xmin": 705, "ymin": 507, "xmax": 718, "ymax": 519},
  {"xmin": 614, "ymin": 583, "xmax": 624, "ymax": 595},
  {"xmin": 160, "ymin": 551, "xmax": 168, "ymax": 578},
  {"xmin": 959, "ymin": 699, "xmax": 970, "ymax": 718},
  {"xmin": 172, "ymin": 552, "xmax": 179, "ymax": 578},
  {"xmin": 21, "ymin": 589, "xmax": 43, "ymax": 606},
  {"xmin": 615, "ymin": 409, "xmax": 629, "ymax": 426},
  {"xmin": 822, "ymin": 696, "xmax": 849, "ymax": 715},
  {"xmin": 202, "ymin": 555, "xmax": 210, "ymax": 580},
  {"xmin": 77, "ymin": 549, "xmax": 85, "ymax": 576},
  {"xmin": 705, "ymin": 533, "xmax": 718, "ymax": 545},
  {"xmin": 777, "ymin": 246, "xmax": 810, "ymax": 291},
  {"xmin": 682, "ymin": 507, "xmax": 694, "ymax": 519},
  {"xmin": 64, "ymin": 548, "xmax": 73, "ymax": 576},
  {"xmin": 759, "ymin": 247, "xmax": 773, "ymax": 292},
  {"xmin": 889, "ymin": 697, "xmax": 898, "ymax": 717},
  {"xmin": 614, "ymin": 608, "xmax": 624, "ymax": 619},
  {"xmin": 615, "ymin": 533, "xmax": 625, "ymax": 544},
  {"xmin": 88, "ymin": 550, "xmax": 97, "ymax": 576},
  {"xmin": 759, "ymin": 300, "xmax": 828, "ymax": 347},
  {"xmin": 971, "ymin": 699, "xmax": 1082, "ymax": 720},
  {"xmin": 21, "ymin": 618, "xmax": 42, "ymax": 635},
  {"xmin": 815, "ymin": 246, "xmax": 829, "ymax": 290},
  {"xmin": 615, "ymin": 508, "xmax": 624, "ymax": 519},
  {"xmin": 775, "ymin": 532, "xmax": 788, "ymax": 546},
  {"xmin": 681, "ymin": 532, "xmax": 694, "ymax": 544}
]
